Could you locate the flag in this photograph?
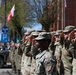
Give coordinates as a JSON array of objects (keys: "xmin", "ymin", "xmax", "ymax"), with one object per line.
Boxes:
[
  {"xmin": 64, "ymin": 0, "xmax": 67, "ymax": 8},
  {"xmin": 7, "ymin": 5, "xmax": 15, "ymax": 22},
  {"xmin": 49, "ymin": 0, "xmax": 52, "ymax": 7}
]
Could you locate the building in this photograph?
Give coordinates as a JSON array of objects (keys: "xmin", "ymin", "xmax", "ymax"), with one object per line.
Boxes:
[
  {"xmin": 49, "ymin": 0, "xmax": 76, "ymax": 31},
  {"xmin": 65, "ymin": 0, "xmax": 76, "ymax": 27}
]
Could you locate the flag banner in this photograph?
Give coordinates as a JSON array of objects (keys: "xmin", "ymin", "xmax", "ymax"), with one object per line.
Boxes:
[{"xmin": 7, "ymin": 5, "xmax": 15, "ymax": 22}]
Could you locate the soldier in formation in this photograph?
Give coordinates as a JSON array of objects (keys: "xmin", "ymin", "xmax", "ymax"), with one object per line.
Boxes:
[
  {"xmin": 9, "ymin": 40, "xmax": 17, "ymax": 73},
  {"xmin": 9, "ymin": 25, "xmax": 76, "ymax": 75}
]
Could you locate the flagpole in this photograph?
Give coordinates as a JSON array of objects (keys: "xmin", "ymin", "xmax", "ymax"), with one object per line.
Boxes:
[
  {"xmin": 5, "ymin": 0, "xmax": 7, "ymax": 26},
  {"xmin": 4, "ymin": 0, "xmax": 7, "ymax": 50}
]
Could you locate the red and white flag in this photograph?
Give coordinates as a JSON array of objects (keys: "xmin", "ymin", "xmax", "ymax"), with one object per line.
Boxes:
[
  {"xmin": 64, "ymin": 0, "xmax": 67, "ymax": 8},
  {"xmin": 49, "ymin": 0, "xmax": 52, "ymax": 7},
  {"xmin": 7, "ymin": 5, "xmax": 15, "ymax": 22}
]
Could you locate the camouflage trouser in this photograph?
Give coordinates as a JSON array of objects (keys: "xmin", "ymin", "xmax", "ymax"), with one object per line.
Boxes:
[
  {"xmin": 21, "ymin": 53, "xmax": 31, "ymax": 75},
  {"xmin": 72, "ymin": 59, "xmax": 76, "ymax": 75},
  {"xmin": 62, "ymin": 48, "xmax": 72, "ymax": 75},
  {"xmin": 24, "ymin": 56, "xmax": 31, "ymax": 75},
  {"xmin": 30, "ymin": 58, "xmax": 36, "ymax": 75},
  {"xmin": 62, "ymin": 63, "xmax": 72, "ymax": 75},
  {"xmin": 15, "ymin": 55, "xmax": 22, "ymax": 75},
  {"xmin": 11, "ymin": 61, "xmax": 16, "ymax": 73},
  {"xmin": 21, "ymin": 53, "xmax": 25, "ymax": 75}
]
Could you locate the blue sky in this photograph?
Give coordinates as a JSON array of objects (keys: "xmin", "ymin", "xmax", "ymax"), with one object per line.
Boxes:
[
  {"xmin": 0, "ymin": 0, "xmax": 1, "ymax": 7},
  {"xmin": 24, "ymin": 21, "xmax": 42, "ymax": 30}
]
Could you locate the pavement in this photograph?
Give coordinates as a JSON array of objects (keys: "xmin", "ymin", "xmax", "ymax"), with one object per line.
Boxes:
[{"xmin": 0, "ymin": 63, "xmax": 16, "ymax": 75}]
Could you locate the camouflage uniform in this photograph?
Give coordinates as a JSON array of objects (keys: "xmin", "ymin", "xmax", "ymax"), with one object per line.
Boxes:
[
  {"xmin": 72, "ymin": 29, "xmax": 76, "ymax": 75},
  {"xmin": 21, "ymin": 30, "xmax": 33, "ymax": 75},
  {"xmin": 49, "ymin": 42, "xmax": 56, "ymax": 55},
  {"xmin": 61, "ymin": 26, "xmax": 75, "ymax": 75},
  {"xmin": 9, "ymin": 44, "xmax": 16, "ymax": 73},
  {"xmin": 35, "ymin": 50, "xmax": 57, "ymax": 75},
  {"xmin": 21, "ymin": 49, "xmax": 26, "ymax": 75},
  {"xmin": 72, "ymin": 59, "xmax": 76, "ymax": 75},
  {"xmin": 68, "ymin": 39, "xmax": 76, "ymax": 75},
  {"xmin": 30, "ymin": 31, "xmax": 39, "ymax": 75},
  {"xmin": 21, "ymin": 41, "xmax": 32, "ymax": 75},
  {"xmin": 61, "ymin": 45, "xmax": 73, "ymax": 75},
  {"xmin": 14, "ymin": 47, "xmax": 18, "ymax": 73},
  {"xmin": 30, "ymin": 45, "xmax": 40, "ymax": 75},
  {"xmin": 9, "ymin": 46, "xmax": 13, "ymax": 62},
  {"xmin": 34, "ymin": 32, "xmax": 58, "ymax": 75},
  {"xmin": 49, "ymin": 30, "xmax": 63, "ymax": 55},
  {"xmin": 30, "ymin": 57, "xmax": 36, "ymax": 75},
  {"xmin": 16, "ymin": 43, "xmax": 23, "ymax": 75},
  {"xmin": 54, "ymin": 41, "xmax": 64, "ymax": 75},
  {"xmin": 54, "ymin": 30, "xmax": 64, "ymax": 75},
  {"xmin": 15, "ymin": 48, "xmax": 22, "ymax": 74},
  {"xmin": 49, "ymin": 31, "xmax": 56, "ymax": 55}
]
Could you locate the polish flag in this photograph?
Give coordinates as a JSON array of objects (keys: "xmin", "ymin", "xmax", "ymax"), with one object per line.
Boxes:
[
  {"xmin": 7, "ymin": 5, "xmax": 15, "ymax": 22},
  {"xmin": 49, "ymin": 0, "xmax": 52, "ymax": 7}
]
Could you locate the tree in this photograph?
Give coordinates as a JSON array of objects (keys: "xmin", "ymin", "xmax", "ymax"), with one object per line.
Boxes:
[
  {"xmin": 38, "ymin": 0, "xmax": 57, "ymax": 31},
  {"xmin": 0, "ymin": 0, "xmax": 29, "ymax": 42}
]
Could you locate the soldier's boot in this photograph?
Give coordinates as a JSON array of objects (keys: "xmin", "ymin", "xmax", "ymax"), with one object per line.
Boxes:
[
  {"xmin": 13, "ymin": 64, "xmax": 17, "ymax": 74},
  {"xmin": 17, "ymin": 70, "xmax": 22, "ymax": 75}
]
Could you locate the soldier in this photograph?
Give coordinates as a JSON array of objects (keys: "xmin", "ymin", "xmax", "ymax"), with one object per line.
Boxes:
[
  {"xmin": 54, "ymin": 30, "xmax": 64, "ymax": 75},
  {"xmin": 34, "ymin": 32, "xmax": 58, "ymax": 75},
  {"xmin": 21, "ymin": 30, "xmax": 34, "ymax": 75},
  {"xmin": 15, "ymin": 39, "xmax": 23, "ymax": 75},
  {"xmin": 68, "ymin": 28, "xmax": 76, "ymax": 75},
  {"xmin": 9, "ymin": 40, "xmax": 17, "ymax": 73},
  {"xmin": 61, "ymin": 26, "xmax": 75, "ymax": 75},
  {"xmin": 49, "ymin": 30, "xmax": 62, "ymax": 55},
  {"xmin": 14, "ymin": 43, "xmax": 19, "ymax": 75},
  {"xmin": 21, "ymin": 32, "xmax": 30, "ymax": 75},
  {"xmin": 49, "ymin": 31, "xmax": 56, "ymax": 55},
  {"xmin": 30, "ymin": 31, "xmax": 39, "ymax": 75}
]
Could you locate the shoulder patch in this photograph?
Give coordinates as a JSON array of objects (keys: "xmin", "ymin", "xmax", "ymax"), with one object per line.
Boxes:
[{"xmin": 46, "ymin": 65, "xmax": 51, "ymax": 71}]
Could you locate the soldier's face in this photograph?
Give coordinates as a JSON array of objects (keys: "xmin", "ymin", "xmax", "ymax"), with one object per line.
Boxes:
[
  {"xmin": 55, "ymin": 35, "xmax": 59, "ymax": 41},
  {"xmin": 35, "ymin": 40, "xmax": 42, "ymax": 48},
  {"xmin": 36, "ymin": 40, "xmax": 49, "ymax": 50},
  {"xmin": 64, "ymin": 32, "xmax": 69, "ymax": 39}
]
